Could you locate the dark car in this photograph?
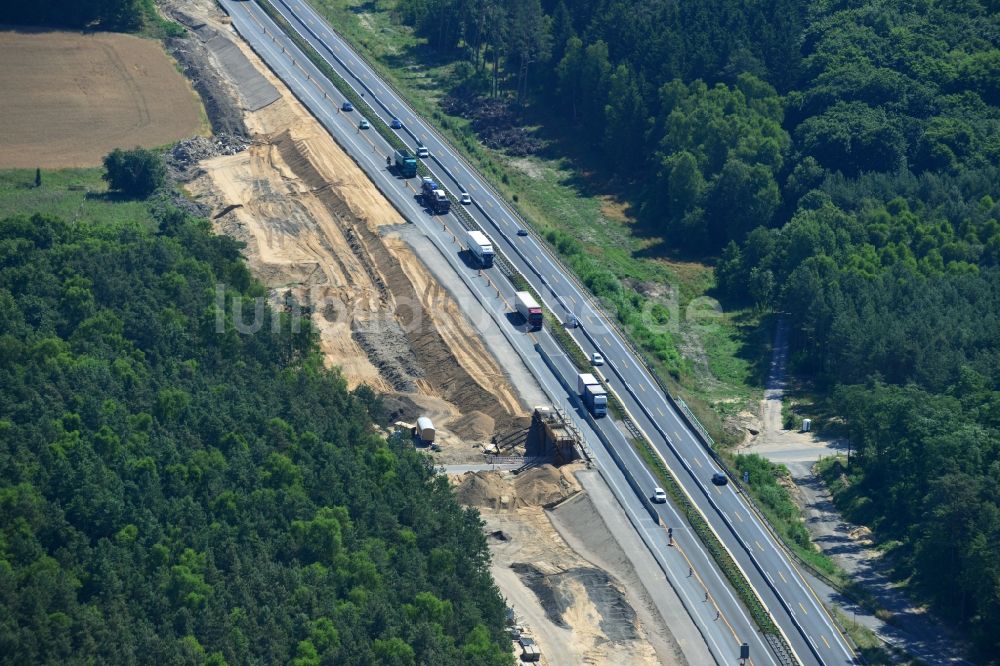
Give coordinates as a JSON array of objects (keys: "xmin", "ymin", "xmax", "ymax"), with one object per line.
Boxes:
[
  {"xmin": 711, "ymin": 472, "xmax": 728, "ymax": 486},
  {"xmin": 341, "ymin": 101, "xmax": 354, "ymax": 112},
  {"xmin": 516, "ymin": 228, "xmax": 529, "ymax": 237},
  {"xmin": 390, "ymin": 117, "xmax": 403, "ymax": 129}
]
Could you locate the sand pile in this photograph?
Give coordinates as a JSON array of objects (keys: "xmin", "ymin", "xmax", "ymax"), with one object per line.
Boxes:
[
  {"xmin": 514, "ymin": 465, "xmax": 577, "ymax": 507},
  {"xmin": 450, "ymin": 410, "xmax": 495, "ymax": 442},
  {"xmin": 454, "ymin": 465, "xmax": 580, "ymax": 510},
  {"xmin": 455, "ymin": 471, "xmax": 510, "ymax": 509}
]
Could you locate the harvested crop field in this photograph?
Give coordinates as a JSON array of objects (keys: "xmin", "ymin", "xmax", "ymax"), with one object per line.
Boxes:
[{"xmin": 0, "ymin": 30, "xmax": 205, "ymax": 168}]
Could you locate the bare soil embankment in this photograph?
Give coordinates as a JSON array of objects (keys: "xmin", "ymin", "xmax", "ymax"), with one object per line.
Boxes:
[
  {"xmin": 179, "ymin": 2, "xmax": 526, "ymax": 446},
  {"xmin": 161, "ymin": 3, "xmax": 686, "ymax": 662},
  {"xmin": 453, "ymin": 466, "xmax": 681, "ymax": 666}
]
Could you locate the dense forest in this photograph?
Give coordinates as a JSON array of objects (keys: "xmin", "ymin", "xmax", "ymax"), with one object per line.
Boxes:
[
  {"xmin": 3, "ymin": 0, "xmax": 143, "ymax": 30},
  {"xmin": 395, "ymin": 0, "xmax": 1000, "ymax": 653},
  {"xmin": 0, "ymin": 209, "xmax": 512, "ymax": 664}
]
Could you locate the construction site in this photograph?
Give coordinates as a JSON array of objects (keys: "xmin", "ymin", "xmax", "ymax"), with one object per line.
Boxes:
[{"xmin": 149, "ymin": 0, "xmax": 708, "ymax": 662}]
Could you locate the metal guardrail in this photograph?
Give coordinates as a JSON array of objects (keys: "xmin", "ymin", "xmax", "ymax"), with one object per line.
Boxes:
[
  {"xmin": 249, "ymin": 6, "xmax": 857, "ymax": 659},
  {"xmin": 311, "ymin": 12, "xmax": 660, "ymax": 381}
]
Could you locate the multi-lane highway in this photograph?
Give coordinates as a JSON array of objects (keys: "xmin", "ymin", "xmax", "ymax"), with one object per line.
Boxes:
[{"xmin": 220, "ymin": 1, "xmax": 858, "ymax": 663}]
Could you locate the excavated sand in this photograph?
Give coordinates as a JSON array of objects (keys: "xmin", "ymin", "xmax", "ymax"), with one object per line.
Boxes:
[
  {"xmin": 453, "ymin": 465, "xmax": 579, "ymax": 510},
  {"xmin": 184, "ymin": 21, "xmax": 526, "ymax": 440},
  {"xmin": 449, "ymin": 410, "xmax": 495, "ymax": 443},
  {"xmin": 481, "ymin": 497, "xmax": 665, "ymax": 666},
  {"xmin": 168, "ymin": 6, "xmax": 674, "ymax": 662}
]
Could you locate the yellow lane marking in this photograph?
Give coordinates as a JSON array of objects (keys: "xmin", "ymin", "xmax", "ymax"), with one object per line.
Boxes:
[
  {"xmin": 656, "ymin": 407, "xmax": 665, "ymax": 416},
  {"xmin": 603, "ymin": 336, "xmax": 611, "ymax": 344},
  {"xmin": 639, "ymin": 383, "xmax": 646, "ymax": 392},
  {"xmin": 799, "ymin": 602, "xmax": 808, "ymax": 615},
  {"xmin": 488, "ymin": 201, "xmax": 494, "ymax": 208},
  {"xmin": 693, "ymin": 458, "xmax": 702, "ymax": 468},
  {"xmin": 733, "ymin": 511, "xmax": 743, "ymax": 522},
  {"xmin": 778, "ymin": 570, "xmax": 787, "ymax": 583},
  {"xmin": 822, "ymin": 635, "xmax": 830, "ymax": 649},
  {"xmin": 755, "ymin": 540, "xmax": 764, "ymax": 551}
]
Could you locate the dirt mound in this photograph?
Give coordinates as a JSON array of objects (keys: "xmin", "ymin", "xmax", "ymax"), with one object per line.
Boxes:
[
  {"xmin": 510, "ymin": 563, "xmax": 640, "ymax": 641},
  {"xmin": 454, "ymin": 465, "xmax": 579, "ymax": 509},
  {"xmin": 455, "ymin": 471, "xmax": 510, "ymax": 509},
  {"xmin": 850, "ymin": 526, "xmax": 873, "ymax": 546},
  {"xmin": 167, "ymin": 135, "xmax": 250, "ymax": 181},
  {"xmin": 514, "ymin": 465, "xmax": 577, "ymax": 507},
  {"xmin": 450, "ymin": 410, "xmax": 495, "ymax": 442}
]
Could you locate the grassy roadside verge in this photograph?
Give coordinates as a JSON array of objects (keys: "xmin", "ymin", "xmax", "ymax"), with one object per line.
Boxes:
[
  {"xmin": 830, "ymin": 607, "xmax": 905, "ymax": 665},
  {"xmin": 733, "ymin": 453, "xmax": 889, "ymax": 617},
  {"xmin": 732, "ymin": 454, "xmax": 841, "ymax": 578}
]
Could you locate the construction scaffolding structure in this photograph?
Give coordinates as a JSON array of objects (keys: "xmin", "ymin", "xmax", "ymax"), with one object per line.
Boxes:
[{"xmin": 527, "ymin": 406, "xmax": 585, "ymax": 464}]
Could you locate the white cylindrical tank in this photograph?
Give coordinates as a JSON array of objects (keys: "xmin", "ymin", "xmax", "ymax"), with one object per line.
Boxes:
[
  {"xmin": 416, "ymin": 416, "xmax": 435, "ymax": 442},
  {"xmin": 802, "ymin": 418, "xmax": 812, "ymax": 432}
]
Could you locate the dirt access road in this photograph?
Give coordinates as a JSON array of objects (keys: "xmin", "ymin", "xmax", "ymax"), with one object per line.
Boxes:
[
  {"xmin": 0, "ymin": 30, "xmax": 204, "ymax": 168},
  {"xmin": 741, "ymin": 319, "xmax": 972, "ymax": 664}
]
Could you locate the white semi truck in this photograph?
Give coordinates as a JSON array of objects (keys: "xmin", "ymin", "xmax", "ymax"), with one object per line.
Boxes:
[
  {"xmin": 577, "ymin": 373, "xmax": 608, "ymax": 418},
  {"xmin": 466, "ymin": 230, "xmax": 495, "ymax": 268}
]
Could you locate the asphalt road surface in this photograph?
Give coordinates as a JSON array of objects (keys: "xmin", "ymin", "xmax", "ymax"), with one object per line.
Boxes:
[{"xmin": 221, "ymin": 2, "xmax": 858, "ymax": 663}]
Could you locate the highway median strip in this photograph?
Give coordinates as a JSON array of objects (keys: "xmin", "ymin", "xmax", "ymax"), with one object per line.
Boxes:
[
  {"xmin": 625, "ymin": 438, "xmax": 791, "ymax": 650},
  {"xmin": 254, "ymin": 0, "xmax": 436, "ymax": 179},
  {"xmin": 246, "ymin": 4, "xmax": 793, "ymax": 660}
]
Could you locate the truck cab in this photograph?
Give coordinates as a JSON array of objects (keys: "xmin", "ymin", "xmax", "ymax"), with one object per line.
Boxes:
[
  {"xmin": 467, "ymin": 230, "xmax": 494, "ymax": 268},
  {"xmin": 421, "ymin": 178, "xmax": 450, "ymax": 214},
  {"xmin": 393, "ymin": 149, "xmax": 417, "ymax": 178}
]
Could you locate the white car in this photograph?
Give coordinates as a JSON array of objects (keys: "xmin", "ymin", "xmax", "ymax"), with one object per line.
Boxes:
[
  {"xmin": 591, "ymin": 352, "xmax": 604, "ymax": 366},
  {"xmin": 416, "ymin": 145, "xmax": 430, "ymax": 158},
  {"xmin": 653, "ymin": 487, "xmax": 667, "ymax": 503},
  {"xmin": 459, "ymin": 192, "xmax": 472, "ymax": 205}
]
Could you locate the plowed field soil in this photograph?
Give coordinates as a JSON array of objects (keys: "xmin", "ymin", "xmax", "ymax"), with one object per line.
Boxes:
[{"xmin": 0, "ymin": 30, "xmax": 205, "ymax": 168}]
